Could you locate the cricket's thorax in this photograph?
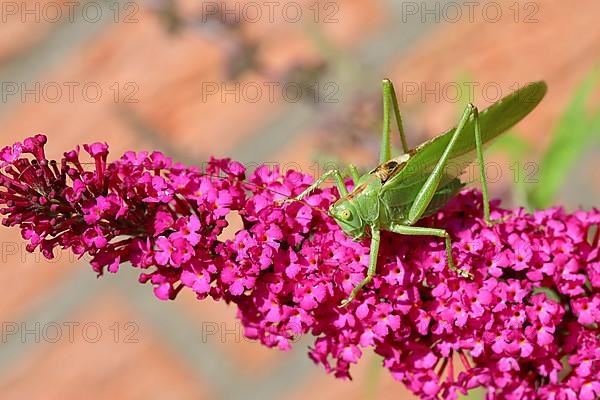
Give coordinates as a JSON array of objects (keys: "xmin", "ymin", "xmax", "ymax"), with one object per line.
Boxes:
[
  {"xmin": 369, "ymin": 153, "xmax": 411, "ymax": 183},
  {"xmin": 336, "ymin": 153, "xmax": 413, "ymax": 228},
  {"xmin": 358, "ymin": 153, "xmax": 412, "ymax": 222}
]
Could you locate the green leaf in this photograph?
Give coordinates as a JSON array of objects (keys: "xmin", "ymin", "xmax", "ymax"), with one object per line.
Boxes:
[{"xmin": 532, "ymin": 286, "xmax": 561, "ymax": 303}]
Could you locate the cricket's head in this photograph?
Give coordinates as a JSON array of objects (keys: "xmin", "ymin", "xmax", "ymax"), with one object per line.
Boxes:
[{"xmin": 328, "ymin": 198, "xmax": 365, "ymax": 239}]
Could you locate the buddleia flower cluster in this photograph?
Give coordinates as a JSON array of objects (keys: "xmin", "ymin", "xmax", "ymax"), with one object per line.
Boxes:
[{"xmin": 1, "ymin": 135, "xmax": 599, "ymax": 399}]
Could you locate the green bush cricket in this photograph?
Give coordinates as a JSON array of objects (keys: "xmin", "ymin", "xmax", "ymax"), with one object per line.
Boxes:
[{"xmin": 285, "ymin": 79, "xmax": 547, "ymax": 307}]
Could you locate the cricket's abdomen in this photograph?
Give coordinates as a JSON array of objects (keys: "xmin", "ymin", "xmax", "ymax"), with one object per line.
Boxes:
[
  {"xmin": 378, "ymin": 179, "xmax": 465, "ymax": 226},
  {"xmin": 421, "ymin": 179, "xmax": 465, "ymax": 217}
]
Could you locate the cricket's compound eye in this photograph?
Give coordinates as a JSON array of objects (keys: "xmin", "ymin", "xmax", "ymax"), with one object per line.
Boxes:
[{"xmin": 340, "ymin": 209, "xmax": 352, "ymax": 221}]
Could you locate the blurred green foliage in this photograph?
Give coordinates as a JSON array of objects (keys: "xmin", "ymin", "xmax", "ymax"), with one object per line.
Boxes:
[
  {"xmin": 527, "ymin": 64, "xmax": 600, "ymax": 208},
  {"xmin": 491, "ymin": 65, "xmax": 600, "ymax": 209}
]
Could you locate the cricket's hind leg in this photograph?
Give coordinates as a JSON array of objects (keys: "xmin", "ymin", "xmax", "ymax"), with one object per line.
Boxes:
[
  {"xmin": 380, "ymin": 79, "xmax": 409, "ymax": 164},
  {"xmin": 472, "ymin": 106, "xmax": 500, "ymax": 226},
  {"xmin": 405, "ymin": 103, "xmax": 476, "ymax": 225}
]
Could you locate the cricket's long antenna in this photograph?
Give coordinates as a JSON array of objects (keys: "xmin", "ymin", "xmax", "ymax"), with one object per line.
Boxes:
[{"xmin": 8, "ymin": 160, "xmax": 335, "ymax": 220}]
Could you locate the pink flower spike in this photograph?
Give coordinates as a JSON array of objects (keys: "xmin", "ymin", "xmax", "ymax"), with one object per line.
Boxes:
[{"xmin": 1, "ymin": 135, "xmax": 599, "ymax": 400}]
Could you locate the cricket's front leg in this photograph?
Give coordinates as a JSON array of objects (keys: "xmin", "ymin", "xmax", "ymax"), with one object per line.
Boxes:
[
  {"xmin": 380, "ymin": 79, "xmax": 409, "ymax": 164},
  {"xmin": 340, "ymin": 225, "xmax": 381, "ymax": 307},
  {"xmin": 348, "ymin": 164, "xmax": 360, "ymax": 184},
  {"xmin": 284, "ymin": 169, "xmax": 349, "ymax": 203},
  {"xmin": 389, "ymin": 223, "xmax": 474, "ymax": 279}
]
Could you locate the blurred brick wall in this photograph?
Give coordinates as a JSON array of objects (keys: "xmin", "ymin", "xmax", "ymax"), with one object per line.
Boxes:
[{"xmin": 0, "ymin": 0, "xmax": 598, "ymax": 399}]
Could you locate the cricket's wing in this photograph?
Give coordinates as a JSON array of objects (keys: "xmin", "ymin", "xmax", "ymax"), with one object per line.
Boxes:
[{"xmin": 381, "ymin": 81, "xmax": 547, "ymax": 196}]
